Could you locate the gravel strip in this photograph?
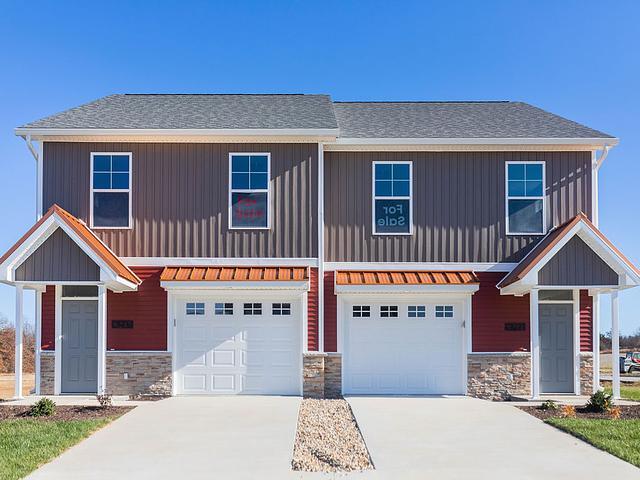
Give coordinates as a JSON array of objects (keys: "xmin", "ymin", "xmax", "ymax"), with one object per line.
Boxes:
[{"xmin": 292, "ymin": 399, "xmax": 373, "ymax": 472}]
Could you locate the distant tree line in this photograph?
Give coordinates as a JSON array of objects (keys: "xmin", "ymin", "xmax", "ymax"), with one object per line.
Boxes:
[
  {"xmin": 0, "ymin": 315, "xmax": 35, "ymax": 374},
  {"xmin": 600, "ymin": 328, "xmax": 640, "ymax": 352}
]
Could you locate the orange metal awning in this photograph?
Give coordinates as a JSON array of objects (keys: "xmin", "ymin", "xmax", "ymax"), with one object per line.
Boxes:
[
  {"xmin": 160, "ymin": 266, "xmax": 309, "ymax": 282},
  {"xmin": 335, "ymin": 270, "xmax": 479, "ymax": 286}
]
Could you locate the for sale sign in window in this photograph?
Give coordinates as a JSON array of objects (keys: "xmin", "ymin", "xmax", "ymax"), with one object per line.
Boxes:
[
  {"xmin": 375, "ymin": 199, "xmax": 410, "ymax": 234},
  {"xmin": 231, "ymin": 191, "xmax": 268, "ymax": 228}
]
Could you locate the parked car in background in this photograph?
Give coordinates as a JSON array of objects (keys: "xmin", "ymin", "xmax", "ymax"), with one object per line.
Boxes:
[{"xmin": 624, "ymin": 352, "xmax": 640, "ymax": 373}]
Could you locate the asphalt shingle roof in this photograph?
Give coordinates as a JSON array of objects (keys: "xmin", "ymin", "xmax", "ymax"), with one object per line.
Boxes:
[
  {"xmin": 18, "ymin": 95, "xmax": 614, "ymax": 139},
  {"xmin": 20, "ymin": 94, "xmax": 338, "ymax": 130},
  {"xmin": 333, "ymin": 101, "xmax": 614, "ymax": 139}
]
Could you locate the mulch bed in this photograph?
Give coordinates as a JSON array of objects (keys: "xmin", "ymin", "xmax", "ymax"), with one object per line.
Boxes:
[
  {"xmin": 0, "ymin": 405, "xmax": 134, "ymax": 421},
  {"xmin": 519, "ymin": 405, "xmax": 640, "ymax": 420},
  {"xmin": 292, "ymin": 399, "xmax": 374, "ymax": 473}
]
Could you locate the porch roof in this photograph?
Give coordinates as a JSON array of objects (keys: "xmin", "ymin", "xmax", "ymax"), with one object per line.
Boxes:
[
  {"xmin": 498, "ymin": 213, "xmax": 640, "ymax": 294},
  {"xmin": 0, "ymin": 205, "xmax": 140, "ymax": 291}
]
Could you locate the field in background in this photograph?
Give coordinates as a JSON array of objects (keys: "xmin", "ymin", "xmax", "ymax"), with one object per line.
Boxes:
[{"xmin": 0, "ymin": 373, "xmax": 35, "ymax": 399}]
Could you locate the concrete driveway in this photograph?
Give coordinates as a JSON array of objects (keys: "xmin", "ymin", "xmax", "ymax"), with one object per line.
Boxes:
[
  {"xmin": 348, "ymin": 396, "xmax": 639, "ymax": 479},
  {"xmin": 28, "ymin": 396, "xmax": 302, "ymax": 480}
]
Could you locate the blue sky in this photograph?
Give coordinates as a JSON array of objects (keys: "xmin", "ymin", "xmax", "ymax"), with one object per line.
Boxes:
[{"xmin": 0, "ymin": 0, "xmax": 638, "ymax": 333}]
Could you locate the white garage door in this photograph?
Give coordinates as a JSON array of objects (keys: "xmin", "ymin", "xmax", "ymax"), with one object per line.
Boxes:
[
  {"xmin": 344, "ymin": 298, "xmax": 465, "ymax": 395},
  {"xmin": 175, "ymin": 298, "xmax": 301, "ymax": 395}
]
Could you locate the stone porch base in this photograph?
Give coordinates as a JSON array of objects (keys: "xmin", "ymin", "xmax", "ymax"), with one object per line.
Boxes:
[
  {"xmin": 467, "ymin": 352, "xmax": 531, "ymax": 401},
  {"xmin": 38, "ymin": 351, "xmax": 172, "ymax": 396}
]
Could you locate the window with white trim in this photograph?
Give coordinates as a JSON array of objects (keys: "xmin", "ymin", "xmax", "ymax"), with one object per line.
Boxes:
[
  {"xmin": 272, "ymin": 303, "xmax": 291, "ymax": 315},
  {"xmin": 243, "ymin": 303, "xmax": 262, "ymax": 315},
  {"xmin": 186, "ymin": 302, "xmax": 205, "ymax": 315},
  {"xmin": 380, "ymin": 305, "xmax": 399, "ymax": 317},
  {"xmin": 373, "ymin": 161, "xmax": 412, "ymax": 235},
  {"xmin": 352, "ymin": 305, "xmax": 370, "ymax": 318},
  {"xmin": 214, "ymin": 303, "xmax": 233, "ymax": 315},
  {"xmin": 408, "ymin": 305, "xmax": 426, "ymax": 318},
  {"xmin": 435, "ymin": 305, "xmax": 454, "ymax": 318},
  {"xmin": 91, "ymin": 153, "xmax": 132, "ymax": 228},
  {"xmin": 506, "ymin": 162, "xmax": 545, "ymax": 235},
  {"xmin": 229, "ymin": 153, "xmax": 270, "ymax": 229}
]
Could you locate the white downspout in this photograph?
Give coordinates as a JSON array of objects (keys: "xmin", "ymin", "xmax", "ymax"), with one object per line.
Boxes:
[
  {"xmin": 21, "ymin": 135, "xmax": 42, "ymax": 220},
  {"xmin": 317, "ymin": 143, "xmax": 325, "ymax": 353},
  {"xmin": 590, "ymin": 144, "xmax": 612, "ymax": 392}
]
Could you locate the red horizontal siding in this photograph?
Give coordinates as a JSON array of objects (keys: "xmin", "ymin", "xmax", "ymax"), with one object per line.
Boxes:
[
  {"xmin": 41, "ymin": 285, "xmax": 55, "ymax": 350},
  {"xmin": 107, "ymin": 267, "xmax": 166, "ymax": 350},
  {"xmin": 473, "ymin": 272, "xmax": 530, "ymax": 352},
  {"xmin": 324, "ymin": 271, "xmax": 337, "ymax": 352},
  {"xmin": 307, "ymin": 267, "xmax": 319, "ymax": 351},
  {"xmin": 580, "ymin": 289, "xmax": 593, "ymax": 351}
]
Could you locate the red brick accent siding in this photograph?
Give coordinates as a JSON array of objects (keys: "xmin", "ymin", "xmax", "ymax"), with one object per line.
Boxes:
[
  {"xmin": 324, "ymin": 271, "xmax": 337, "ymax": 352},
  {"xmin": 307, "ymin": 267, "xmax": 319, "ymax": 351},
  {"xmin": 107, "ymin": 267, "xmax": 166, "ymax": 350},
  {"xmin": 473, "ymin": 272, "xmax": 530, "ymax": 352},
  {"xmin": 580, "ymin": 289, "xmax": 593, "ymax": 351},
  {"xmin": 41, "ymin": 285, "xmax": 55, "ymax": 350}
]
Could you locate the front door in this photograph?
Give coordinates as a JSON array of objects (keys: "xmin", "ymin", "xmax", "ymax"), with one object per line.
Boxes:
[
  {"xmin": 539, "ymin": 303, "xmax": 574, "ymax": 393},
  {"xmin": 62, "ymin": 300, "xmax": 98, "ymax": 393}
]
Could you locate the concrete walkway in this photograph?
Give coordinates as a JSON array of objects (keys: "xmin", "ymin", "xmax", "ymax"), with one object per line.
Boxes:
[
  {"xmin": 27, "ymin": 396, "xmax": 302, "ymax": 480},
  {"xmin": 347, "ymin": 396, "xmax": 640, "ymax": 479}
]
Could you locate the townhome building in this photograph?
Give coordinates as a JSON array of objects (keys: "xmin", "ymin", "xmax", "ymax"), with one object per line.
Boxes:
[{"xmin": 2, "ymin": 94, "xmax": 637, "ymax": 400}]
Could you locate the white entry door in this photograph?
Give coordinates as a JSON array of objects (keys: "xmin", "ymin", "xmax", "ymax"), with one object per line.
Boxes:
[
  {"xmin": 175, "ymin": 297, "xmax": 301, "ymax": 395},
  {"xmin": 343, "ymin": 298, "xmax": 466, "ymax": 395}
]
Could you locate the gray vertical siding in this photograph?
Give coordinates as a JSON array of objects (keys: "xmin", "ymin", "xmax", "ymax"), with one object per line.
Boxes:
[
  {"xmin": 43, "ymin": 142, "xmax": 318, "ymax": 258},
  {"xmin": 538, "ymin": 236, "xmax": 618, "ymax": 286},
  {"xmin": 15, "ymin": 228, "xmax": 100, "ymax": 281},
  {"xmin": 324, "ymin": 151, "xmax": 592, "ymax": 263}
]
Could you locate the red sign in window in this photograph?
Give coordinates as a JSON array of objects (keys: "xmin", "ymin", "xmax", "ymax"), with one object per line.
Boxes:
[{"xmin": 231, "ymin": 192, "xmax": 268, "ymax": 228}]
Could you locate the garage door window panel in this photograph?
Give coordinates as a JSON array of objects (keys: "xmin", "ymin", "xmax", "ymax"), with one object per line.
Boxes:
[
  {"xmin": 352, "ymin": 305, "xmax": 371, "ymax": 318},
  {"xmin": 435, "ymin": 305, "xmax": 454, "ymax": 318},
  {"xmin": 215, "ymin": 303, "xmax": 234, "ymax": 315},
  {"xmin": 272, "ymin": 303, "xmax": 291, "ymax": 315},
  {"xmin": 186, "ymin": 302, "xmax": 205, "ymax": 315},
  {"xmin": 380, "ymin": 305, "xmax": 398, "ymax": 318},
  {"xmin": 244, "ymin": 303, "xmax": 262, "ymax": 315},
  {"xmin": 408, "ymin": 305, "xmax": 426, "ymax": 318}
]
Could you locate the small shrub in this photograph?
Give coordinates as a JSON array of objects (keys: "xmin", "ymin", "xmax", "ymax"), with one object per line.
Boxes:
[
  {"xmin": 609, "ymin": 406, "xmax": 622, "ymax": 420},
  {"xmin": 96, "ymin": 394, "xmax": 113, "ymax": 408},
  {"xmin": 540, "ymin": 400, "xmax": 559, "ymax": 411},
  {"xmin": 560, "ymin": 405, "xmax": 576, "ymax": 418},
  {"xmin": 586, "ymin": 390, "xmax": 614, "ymax": 413},
  {"xmin": 30, "ymin": 397, "xmax": 56, "ymax": 417}
]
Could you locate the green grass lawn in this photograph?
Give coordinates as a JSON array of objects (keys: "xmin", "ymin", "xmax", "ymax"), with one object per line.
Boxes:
[
  {"xmin": 547, "ymin": 418, "xmax": 640, "ymax": 467},
  {"xmin": 0, "ymin": 418, "xmax": 111, "ymax": 480},
  {"xmin": 602, "ymin": 382, "xmax": 640, "ymax": 401}
]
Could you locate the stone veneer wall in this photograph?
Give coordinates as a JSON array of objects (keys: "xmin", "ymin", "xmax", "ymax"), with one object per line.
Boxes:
[
  {"xmin": 38, "ymin": 352, "xmax": 172, "ymax": 396},
  {"xmin": 467, "ymin": 353, "xmax": 531, "ymax": 400},
  {"xmin": 303, "ymin": 352, "xmax": 342, "ymax": 398},
  {"xmin": 580, "ymin": 353, "xmax": 594, "ymax": 395},
  {"xmin": 40, "ymin": 352, "xmax": 55, "ymax": 395},
  {"xmin": 106, "ymin": 352, "xmax": 172, "ymax": 396}
]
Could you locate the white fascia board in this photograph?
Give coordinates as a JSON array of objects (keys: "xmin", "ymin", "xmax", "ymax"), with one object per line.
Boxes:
[
  {"xmin": 325, "ymin": 262, "xmax": 516, "ymax": 272},
  {"xmin": 160, "ymin": 280, "xmax": 310, "ymax": 291},
  {"xmin": 15, "ymin": 127, "xmax": 340, "ymax": 137},
  {"xmin": 335, "ymin": 137, "xmax": 620, "ymax": 146},
  {"xmin": 334, "ymin": 284, "xmax": 480, "ymax": 295},
  {"xmin": 122, "ymin": 257, "xmax": 319, "ymax": 267},
  {"xmin": 0, "ymin": 217, "xmax": 58, "ymax": 281}
]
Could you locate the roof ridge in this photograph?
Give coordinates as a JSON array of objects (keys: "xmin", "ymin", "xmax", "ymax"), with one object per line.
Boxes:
[{"xmin": 333, "ymin": 100, "xmax": 512, "ymax": 104}]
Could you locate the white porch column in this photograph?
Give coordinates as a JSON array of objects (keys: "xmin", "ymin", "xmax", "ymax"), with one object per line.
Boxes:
[
  {"xmin": 530, "ymin": 289, "xmax": 540, "ymax": 399},
  {"xmin": 592, "ymin": 293, "xmax": 600, "ymax": 393},
  {"xmin": 97, "ymin": 285, "xmax": 107, "ymax": 395},
  {"xmin": 611, "ymin": 291, "xmax": 621, "ymax": 400},
  {"xmin": 35, "ymin": 291, "xmax": 42, "ymax": 395},
  {"xmin": 14, "ymin": 285, "xmax": 24, "ymax": 399}
]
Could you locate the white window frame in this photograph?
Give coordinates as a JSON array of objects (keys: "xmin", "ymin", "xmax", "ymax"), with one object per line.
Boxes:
[
  {"xmin": 505, "ymin": 161, "xmax": 546, "ymax": 236},
  {"xmin": 90, "ymin": 152, "xmax": 133, "ymax": 229},
  {"xmin": 372, "ymin": 160, "xmax": 413, "ymax": 236},
  {"xmin": 228, "ymin": 152, "xmax": 271, "ymax": 230}
]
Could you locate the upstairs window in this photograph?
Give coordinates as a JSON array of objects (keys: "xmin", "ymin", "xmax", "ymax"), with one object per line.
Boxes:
[
  {"xmin": 229, "ymin": 153, "xmax": 270, "ymax": 229},
  {"xmin": 506, "ymin": 162, "xmax": 545, "ymax": 235},
  {"xmin": 91, "ymin": 153, "xmax": 132, "ymax": 228},
  {"xmin": 373, "ymin": 161, "xmax": 412, "ymax": 235}
]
